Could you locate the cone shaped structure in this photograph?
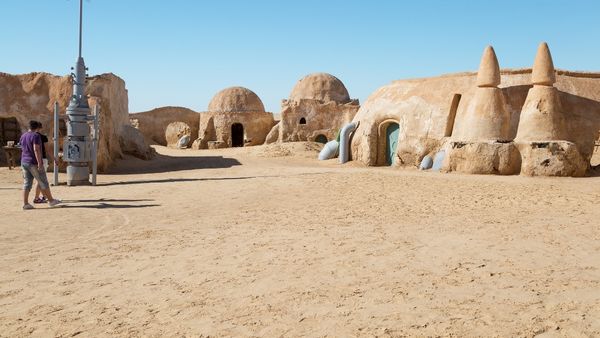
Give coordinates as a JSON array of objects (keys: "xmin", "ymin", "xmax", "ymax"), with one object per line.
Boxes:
[
  {"xmin": 453, "ymin": 45, "xmax": 509, "ymax": 141},
  {"xmin": 515, "ymin": 86, "xmax": 566, "ymax": 142},
  {"xmin": 531, "ymin": 42, "xmax": 556, "ymax": 86},
  {"xmin": 476, "ymin": 46, "xmax": 501, "ymax": 87}
]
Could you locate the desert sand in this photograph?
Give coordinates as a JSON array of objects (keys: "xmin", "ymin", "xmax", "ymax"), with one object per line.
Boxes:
[{"xmin": 1, "ymin": 144, "xmax": 599, "ymax": 337}]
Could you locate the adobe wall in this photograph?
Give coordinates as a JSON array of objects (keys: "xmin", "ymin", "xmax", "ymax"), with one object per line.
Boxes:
[
  {"xmin": 195, "ymin": 110, "xmax": 274, "ymax": 149},
  {"xmin": 0, "ymin": 72, "xmax": 153, "ymax": 171},
  {"xmin": 350, "ymin": 69, "xmax": 600, "ymax": 170},
  {"xmin": 269, "ymin": 99, "xmax": 360, "ymax": 143},
  {"xmin": 130, "ymin": 106, "xmax": 200, "ymax": 145}
]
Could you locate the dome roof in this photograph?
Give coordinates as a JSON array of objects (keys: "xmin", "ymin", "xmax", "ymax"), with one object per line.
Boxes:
[
  {"xmin": 289, "ymin": 73, "xmax": 351, "ymax": 104},
  {"xmin": 208, "ymin": 87, "xmax": 265, "ymax": 112}
]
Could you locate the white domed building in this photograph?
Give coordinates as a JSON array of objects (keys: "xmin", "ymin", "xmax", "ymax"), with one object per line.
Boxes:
[
  {"xmin": 265, "ymin": 73, "xmax": 360, "ymax": 144},
  {"xmin": 193, "ymin": 87, "xmax": 275, "ymax": 149}
]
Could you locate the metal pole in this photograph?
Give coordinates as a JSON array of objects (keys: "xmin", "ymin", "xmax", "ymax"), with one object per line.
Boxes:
[
  {"xmin": 78, "ymin": 0, "xmax": 83, "ymax": 59},
  {"xmin": 65, "ymin": 0, "xmax": 91, "ymax": 186},
  {"xmin": 53, "ymin": 102, "xmax": 59, "ymax": 186},
  {"xmin": 92, "ymin": 105, "xmax": 99, "ymax": 186}
]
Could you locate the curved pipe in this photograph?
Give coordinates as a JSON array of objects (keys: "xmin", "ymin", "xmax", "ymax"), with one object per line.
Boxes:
[
  {"xmin": 318, "ymin": 140, "xmax": 339, "ymax": 160},
  {"xmin": 339, "ymin": 121, "xmax": 359, "ymax": 164}
]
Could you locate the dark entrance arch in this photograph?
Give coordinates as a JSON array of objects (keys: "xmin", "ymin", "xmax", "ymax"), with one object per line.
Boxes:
[
  {"xmin": 315, "ymin": 134, "xmax": 328, "ymax": 144},
  {"xmin": 0, "ymin": 117, "xmax": 21, "ymax": 166},
  {"xmin": 299, "ymin": 117, "xmax": 307, "ymax": 125},
  {"xmin": 231, "ymin": 123, "xmax": 244, "ymax": 147},
  {"xmin": 0, "ymin": 117, "xmax": 21, "ymax": 145}
]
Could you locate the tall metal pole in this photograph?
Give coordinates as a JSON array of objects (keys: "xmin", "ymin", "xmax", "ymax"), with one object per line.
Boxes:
[
  {"xmin": 78, "ymin": 0, "xmax": 83, "ymax": 59},
  {"xmin": 64, "ymin": 0, "xmax": 92, "ymax": 186},
  {"xmin": 92, "ymin": 105, "xmax": 99, "ymax": 186},
  {"xmin": 53, "ymin": 102, "xmax": 59, "ymax": 186}
]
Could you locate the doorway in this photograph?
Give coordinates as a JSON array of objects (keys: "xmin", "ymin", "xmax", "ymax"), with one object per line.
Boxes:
[
  {"xmin": 231, "ymin": 123, "xmax": 244, "ymax": 147},
  {"xmin": 385, "ymin": 123, "xmax": 399, "ymax": 165},
  {"xmin": 445, "ymin": 94, "xmax": 462, "ymax": 137},
  {"xmin": 315, "ymin": 134, "xmax": 328, "ymax": 144},
  {"xmin": 0, "ymin": 117, "xmax": 21, "ymax": 145},
  {"xmin": 0, "ymin": 117, "xmax": 21, "ymax": 166}
]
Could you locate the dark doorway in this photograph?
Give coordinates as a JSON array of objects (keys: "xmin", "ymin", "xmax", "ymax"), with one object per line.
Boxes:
[
  {"xmin": 299, "ymin": 117, "xmax": 307, "ymax": 125},
  {"xmin": 231, "ymin": 123, "xmax": 244, "ymax": 147},
  {"xmin": 0, "ymin": 117, "xmax": 21, "ymax": 145},
  {"xmin": 0, "ymin": 117, "xmax": 21, "ymax": 166},
  {"xmin": 445, "ymin": 94, "xmax": 461, "ymax": 137},
  {"xmin": 315, "ymin": 134, "xmax": 328, "ymax": 144}
]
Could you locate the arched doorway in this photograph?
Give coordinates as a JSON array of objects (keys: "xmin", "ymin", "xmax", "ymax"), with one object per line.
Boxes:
[
  {"xmin": 299, "ymin": 117, "xmax": 307, "ymax": 125},
  {"xmin": 231, "ymin": 123, "xmax": 244, "ymax": 147},
  {"xmin": 385, "ymin": 123, "xmax": 399, "ymax": 165},
  {"xmin": 445, "ymin": 94, "xmax": 462, "ymax": 137},
  {"xmin": 315, "ymin": 134, "xmax": 328, "ymax": 144}
]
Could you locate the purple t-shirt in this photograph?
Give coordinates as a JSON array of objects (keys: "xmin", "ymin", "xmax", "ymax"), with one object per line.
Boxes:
[{"xmin": 20, "ymin": 131, "xmax": 42, "ymax": 165}]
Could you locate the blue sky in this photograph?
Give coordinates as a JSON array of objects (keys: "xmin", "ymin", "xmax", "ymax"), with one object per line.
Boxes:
[{"xmin": 2, "ymin": 0, "xmax": 599, "ymax": 113}]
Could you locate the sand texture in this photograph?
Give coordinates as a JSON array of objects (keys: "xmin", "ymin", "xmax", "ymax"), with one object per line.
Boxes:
[{"xmin": 1, "ymin": 144, "xmax": 599, "ymax": 337}]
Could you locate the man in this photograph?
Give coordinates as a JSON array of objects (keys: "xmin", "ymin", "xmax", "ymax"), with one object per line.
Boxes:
[
  {"xmin": 19, "ymin": 120, "xmax": 61, "ymax": 210},
  {"xmin": 33, "ymin": 122, "xmax": 53, "ymax": 204}
]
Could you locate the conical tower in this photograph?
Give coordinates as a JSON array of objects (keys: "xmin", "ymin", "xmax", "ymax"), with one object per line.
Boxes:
[
  {"xmin": 515, "ymin": 42, "xmax": 567, "ymax": 142},
  {"xmin": 476, "ymin": 45, "xmax": 501, "ymax": 87},
  {"xmin": 531, "ymin": 42, "xmax": 556, "ymax": 86},
  {"xmin": 453, "ymin": 45, "xmax": 510, "ymax": 141}
]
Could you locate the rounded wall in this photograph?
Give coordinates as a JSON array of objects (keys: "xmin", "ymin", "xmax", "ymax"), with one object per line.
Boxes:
[
  {"xmin": 165, "ymin": 121, "xmax": 192, "ymax": 148},
  {"xmin": 289, "ymin": 73, "xmax": 351, "ymax": 104},
  {"xmin": 278, "ymin": 100, "xmax": 359, "ymax": 143},
  {"xmin": 350, "ymin": 82, "xmax": 453, "ymax": 166},
  {"xmin": 130, "ymin": 106, "xmax": 200, "ymax": 146},
  {"xmin": 208, "ymin": 87, "xmax": 265, "ymax": 113},
  {"xmin": 350, "ymin": 70, "xmax": 600, "ymax": 175},
  {"xmin": 198, "ymin": 111, "xmax": 274, "ymax": 148}
]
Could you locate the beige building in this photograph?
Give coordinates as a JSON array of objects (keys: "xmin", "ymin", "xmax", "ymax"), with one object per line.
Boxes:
[
  {"xmin": 265, "ymin": 73, "xmax": 360, "ymax": 144},
  {"xmin": 130, "ymin": 106, "xmax": 200, "ymax": 147},
  {"xmin": 192, "ymin": 87, "xmax": 274, "ymax": 149},
  {"xmin": 0, "ymin": 72, "xmax": 153, "ymax": 171},
  {"xmin": 350, "ymin": 43, "xmax": 600, "ymax": 177}
]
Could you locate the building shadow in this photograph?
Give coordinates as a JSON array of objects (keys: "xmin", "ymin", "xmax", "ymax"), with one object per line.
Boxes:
[
  {"xmin": 107, "ymin": 153, "xmax": 242, "ymax": 175},
  {"xmin": 61, "ymin": 198, "xmax": 155, "ymax": 203},
  {"xmin": 60, "ymin": 203, "xmax": 161, "ymax": 209},
  {"xmin": 590, "ymin": 164, "xmax": 600, "ymax": 177},
  {"xmin": 96, "ymin": 176, "xmax": 257, "ymax": 187}
]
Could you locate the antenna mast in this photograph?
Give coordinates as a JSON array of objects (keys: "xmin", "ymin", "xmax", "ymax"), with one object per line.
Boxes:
[
  {"xmin": 78, "ymin": 0, "xmax": 83, "ymax": 58},
  {"xmin": 62, "ymin": 0, "xmax": 98, "ymax": 186}
]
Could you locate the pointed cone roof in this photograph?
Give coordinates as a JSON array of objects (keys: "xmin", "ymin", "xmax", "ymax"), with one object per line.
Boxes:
[
  {"xmin": 531, "ymin": 42, "xmax": 556, "ymax": 86},
  {"xmin": 476, "ymin": 45, "xmax": 501, "ymax": 87}
]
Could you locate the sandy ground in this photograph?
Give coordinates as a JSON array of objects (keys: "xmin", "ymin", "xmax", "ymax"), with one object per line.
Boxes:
[{"xmin": 1, "ymin": 144, "xmax": 599, "ymax": 337}]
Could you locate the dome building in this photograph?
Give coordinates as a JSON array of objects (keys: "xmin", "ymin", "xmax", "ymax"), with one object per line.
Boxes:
[
  {"xmin": 349, "ymin": 43, "xmax": 600, "ymax": 177},
  {"xmin": 265, "ymin": 73, "xmax": 360, "ymax": 144},
  {"xmin": 193, "ymin": 87, "xmax": 275, "ymax": 149}
]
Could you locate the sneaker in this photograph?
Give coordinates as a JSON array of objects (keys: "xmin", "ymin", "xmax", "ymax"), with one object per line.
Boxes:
[
  {"xmin": 23, "ymin": 204, "xmax": 34, "ymax": 210},
  {"xmin": 48, "ymin": 199, "xmax": 62, "ymax": 208},
  {"xmin": 33, "ymin": 197, "xmax": 47, "ymax": 204}
]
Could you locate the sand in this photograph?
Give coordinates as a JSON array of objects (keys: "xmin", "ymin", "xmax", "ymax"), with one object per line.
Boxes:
[{"xmin": 1, "ymin": 144, "xmax": 599, "ymax": 337}]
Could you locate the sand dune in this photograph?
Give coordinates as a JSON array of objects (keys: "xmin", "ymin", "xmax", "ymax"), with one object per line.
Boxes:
[{"xmin": 1, "ymin": 144, "xmax": 599, "ymax": 337}]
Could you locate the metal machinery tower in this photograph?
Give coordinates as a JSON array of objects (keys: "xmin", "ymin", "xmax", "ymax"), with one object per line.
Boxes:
[{"xmin": 54, "ymin": 0, "xmax": 99, "ymax": 186}]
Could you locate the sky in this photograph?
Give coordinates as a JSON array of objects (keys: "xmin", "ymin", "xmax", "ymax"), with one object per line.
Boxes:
[{"xmin": 2, "ymin": 0, "xmax": 600, "ymax": 113}]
